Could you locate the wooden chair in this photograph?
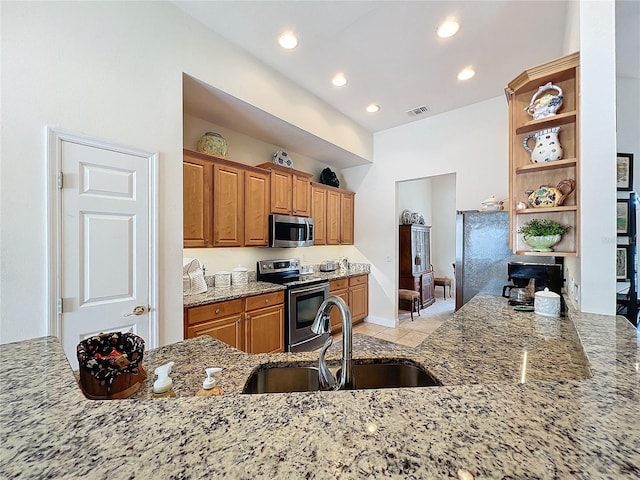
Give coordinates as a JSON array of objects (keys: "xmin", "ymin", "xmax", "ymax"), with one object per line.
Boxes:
[
  {"xmin": 434, "ymin": 277, "xmax": 452, "ymax": 298},
  {"xmin": 398, "ymin": 289, "xmax": 421, "ymax": 321},
  {"xmin": 434, "ymin": 263, "xmax": 454, "ymax": 299}
]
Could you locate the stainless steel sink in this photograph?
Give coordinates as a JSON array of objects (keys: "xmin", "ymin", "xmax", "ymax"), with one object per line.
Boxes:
[
  {"xmin": 242, "ymin": 366, "xmax": 320, "ymax": 394},
  {"xmin": 339, "ymin": 361, "xmax": 441, "ymax": 389},
  {"xmin": 242, "ymin": 361, "xmax": 439, "ymax": 394}
]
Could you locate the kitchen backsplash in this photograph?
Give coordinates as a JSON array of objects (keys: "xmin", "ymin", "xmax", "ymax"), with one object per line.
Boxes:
[{"xmin": 188, "ymin": 245, "xmax": 367, "ymax": 278}]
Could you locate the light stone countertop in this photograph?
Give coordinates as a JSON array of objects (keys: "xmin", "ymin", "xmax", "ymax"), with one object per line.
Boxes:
[
  {"xmin": 1, "ymin": 294, "xmax": 639, "ymax": 479},
  {"xmin": 183, "ymin": 263, "xmax": 371, "ymax": 308}
]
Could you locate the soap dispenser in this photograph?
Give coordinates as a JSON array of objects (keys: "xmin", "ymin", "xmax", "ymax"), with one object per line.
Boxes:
[
  {"xmin": 196, "ymin": 367, "xmax": 224, "ymax": 397},
  {"xmin": 152, "ymin": 361, "xmax": 177, "ymax": 398}
]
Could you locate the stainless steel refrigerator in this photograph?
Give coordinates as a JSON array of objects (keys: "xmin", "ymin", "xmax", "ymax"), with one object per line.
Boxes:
[{"xmin": 454, "ymin": 211, "xmax": 516, "ymax": 310}]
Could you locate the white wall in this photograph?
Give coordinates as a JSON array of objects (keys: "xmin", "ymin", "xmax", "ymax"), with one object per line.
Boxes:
[
  {"xmin": 344, "ymin": 97, "xmax": 508, "ymax": 326},
  {"xmin": 0, "ymin": 1, "xmax": 371, "ymax": 346},
  {"xmin": 184, "ymin": 114, "xmax": 350, "ymax": 186},
  {"xmin": 577, "ymin": 1, "xmax": 617, "ymax": 314},
  {"xmin": 430, "ymin": 174, "xmax": 457, "ymax": 280},
  {"xmin": 616, "ymin": 78, "xmax": 640, "ymax": 182},
  {"xmin": 397, "ymin": 178, "xmax": 433, "ymax": 225}
]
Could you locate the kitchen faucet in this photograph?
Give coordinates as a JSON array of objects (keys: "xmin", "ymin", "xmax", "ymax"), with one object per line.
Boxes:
[{"xmin": 310, "ymin": 296, "xmax": 352, "ymax": 390}]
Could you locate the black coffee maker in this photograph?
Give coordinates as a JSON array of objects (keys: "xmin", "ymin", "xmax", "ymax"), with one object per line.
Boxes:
[{"xmin": 504, "ymin": 262, "xmax": 563, "ymax": 301}]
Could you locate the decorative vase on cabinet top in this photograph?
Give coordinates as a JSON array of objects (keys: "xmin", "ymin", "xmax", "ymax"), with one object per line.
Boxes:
[
  {"xmin": 524, "ymin": 82, "xmax": 563, "ymax": 120},
  {"xmin": 523, "ymin": 127, "xmax": 562, "ymax": 163},
  {"xmin": 197, "ymin": 132, "xmax": 228, "ymax": 158}
]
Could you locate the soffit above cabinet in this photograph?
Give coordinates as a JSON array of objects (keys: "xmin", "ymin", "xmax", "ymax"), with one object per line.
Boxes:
[{"xmin": 183, "ymin": 74, "xmax": 372, "ymax": 170}]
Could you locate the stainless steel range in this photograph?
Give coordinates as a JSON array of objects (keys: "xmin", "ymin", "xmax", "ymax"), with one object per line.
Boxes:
[{"xmin": 257, "ymin": 258, "xmax": 329, "ymax": 352}]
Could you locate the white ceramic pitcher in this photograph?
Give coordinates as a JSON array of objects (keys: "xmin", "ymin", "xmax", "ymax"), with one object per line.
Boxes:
[{"xmin": 522, "ymin": 127, "xmax": 563, "ymax": 163}]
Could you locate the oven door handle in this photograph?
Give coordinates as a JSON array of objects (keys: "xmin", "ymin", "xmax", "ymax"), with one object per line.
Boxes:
[{"xmin": 291, "ymin": 283, "xmax": 328, "ymax": 295}]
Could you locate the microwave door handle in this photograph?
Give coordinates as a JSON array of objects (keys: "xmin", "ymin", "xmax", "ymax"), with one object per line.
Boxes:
[{"xmin": 306, "ymin": 221, "xmax": 310, "ymax": 242}]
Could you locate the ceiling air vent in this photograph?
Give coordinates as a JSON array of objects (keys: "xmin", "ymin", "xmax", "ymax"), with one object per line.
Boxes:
[{"xmin": 406, "ymin": 105, "xmax": 430, "ymax": 116}]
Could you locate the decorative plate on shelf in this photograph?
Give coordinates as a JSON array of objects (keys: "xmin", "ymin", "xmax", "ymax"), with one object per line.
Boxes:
[{"xmin": 273, "ymin": 151, "xmax": 293, "ymax": 168}]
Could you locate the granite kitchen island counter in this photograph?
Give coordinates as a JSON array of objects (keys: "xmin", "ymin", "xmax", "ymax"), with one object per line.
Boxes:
[{"xmin": 2, "ymin": 295, "xmax": 639, "ymax": 479}]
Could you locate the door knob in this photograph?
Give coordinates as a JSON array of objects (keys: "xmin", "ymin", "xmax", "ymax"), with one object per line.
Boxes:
[{"xmin": 124, "ymin": 305, "xmax": 146, "ymax": 317}]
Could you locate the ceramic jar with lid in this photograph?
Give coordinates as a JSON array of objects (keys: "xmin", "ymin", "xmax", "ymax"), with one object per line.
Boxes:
[
  {"xmin": 214, "ymin": 271, "xmax": 231, "ymax": 287},
  {"xmin": 231, "ymin": 266, "xmax": 249, "ymax": 286},
  {"xmin": 481, "ymin": 195, "xmax": 503, "ymax": 211},
  {"xmin": 534, "ymin": 288, "xmax": 561, "ymax": 317}
]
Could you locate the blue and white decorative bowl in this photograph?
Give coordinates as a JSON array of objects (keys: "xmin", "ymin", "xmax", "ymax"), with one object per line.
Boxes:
[{"xmin": 273, "ymin": 151, "xmax": 293, "ymax": 168}]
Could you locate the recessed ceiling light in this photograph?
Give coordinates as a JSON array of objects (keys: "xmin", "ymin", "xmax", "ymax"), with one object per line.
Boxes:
[
  {"xmin": 332, "ymin": 73, "xmax": 347, "ymax": 87},
  {"xmin": 457, "ymin": 67, "xmax": 475, "ymax": 81},
  {"xmin": 366, "ymin": 104, "xmax": 380, "ymax": 113},
  {"xmin": 278, "ymin": 32, "xmax": 298, "ymax": 50},
  {"xmin": 437, "ymin": 19, "xmax": 460, "ymax": 38}
]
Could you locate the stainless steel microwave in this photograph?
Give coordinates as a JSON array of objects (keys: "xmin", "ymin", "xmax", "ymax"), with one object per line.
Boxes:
[{"xmin": 269, "ymin": 214, "xmax": 314, "ymax": 248}]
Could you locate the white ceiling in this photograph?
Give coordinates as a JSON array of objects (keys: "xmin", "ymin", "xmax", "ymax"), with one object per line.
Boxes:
[{"xmin": 175, "ymin": 0, "xmax": 638, "ymax": 135}]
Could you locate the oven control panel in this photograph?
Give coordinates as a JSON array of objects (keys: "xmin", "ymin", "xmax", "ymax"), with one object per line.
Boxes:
[{"xmin": 258, "ymin": 258, "xmax": 300, "ymax": 274}]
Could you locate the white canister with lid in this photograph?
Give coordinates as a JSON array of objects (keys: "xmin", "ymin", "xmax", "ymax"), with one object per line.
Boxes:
[
  {"xmin": 534, "ymin": 288, "xmax": 560, "ymax": 317},
  {"xmin": 231, "ymin": 266, "xmax": 249, "ymax": 286},
  {"xmin": 214, "ymin": 271, "xmax": 231, "ymax": 287}
]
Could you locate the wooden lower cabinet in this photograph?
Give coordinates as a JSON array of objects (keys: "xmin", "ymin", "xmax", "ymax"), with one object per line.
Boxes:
[
  {"xmin": 244, "ymin": 291, "xmax": 284, "ymax": 354},
  {"xmin": 328, "ymin": 275, "xmax": 368, "ymax": 332},
  {"xmin": 349, "ymin": 274, "xmax": 368, "ymax": 322},
  {"xmin": 329, "ymin": 278, "xmax": 349, "ymax": 331},
  {"xmin": 184, "ymin": 291, "xmax": 284, "ymax": 353},
  {"xmin": 420, "ymin": 272, "xmax": 435, "ymax": 309},
  {"xmin": 184, "ymin": 299, "xmax": 244, "ymax": 349}
]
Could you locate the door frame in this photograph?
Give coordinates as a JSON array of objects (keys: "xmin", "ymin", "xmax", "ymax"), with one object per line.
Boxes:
[{"xmin": 46, "ymin": 127, "xmax": 159, "ymax": 349}]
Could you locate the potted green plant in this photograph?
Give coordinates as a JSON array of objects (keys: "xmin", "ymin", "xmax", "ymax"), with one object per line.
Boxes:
[{"xmin": 517, "ymin": 218, "xmax": 571, "ymax": 252}]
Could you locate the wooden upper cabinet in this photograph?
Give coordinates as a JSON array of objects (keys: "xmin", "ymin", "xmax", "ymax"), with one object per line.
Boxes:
[
  {"xmin": 317, "ymin": 183, "xmax": 354, "ymax": 246},
  {"xmin": 292, "ymin": 174, "xmax": 311, "ymax": 216},
  {"xmin": 326, "ymin": 189, "xmax": 341, "ymax": 245},
  {"xmin": 244, "ymin": 168, "xmax": 270, "ymax": 246},
  {"xmin": 183, "ymin": 155, "xmax": 213, "ymax": 247},
  {"xmin": 340, "ymin": 191, "xmax": 354, "ymax": 245},
  {"xmin": 212, "ymin": 162, "xmax": 244, "ymax": 247},
  {"xmin": 257, "ymin": 163, "xmax": 312, "ymax": 217},
  {"xmin": 269, "ymin": 168, "xmax": 293, "ymax": 214},
  {"xmin": 311, "ymin": 184, "xmax": 327, "ymax": 245}
]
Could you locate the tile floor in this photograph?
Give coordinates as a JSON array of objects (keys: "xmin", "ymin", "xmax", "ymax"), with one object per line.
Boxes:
[{"xmin": 333, "ymin": 294, "xmax": 455, "ymax": 348}]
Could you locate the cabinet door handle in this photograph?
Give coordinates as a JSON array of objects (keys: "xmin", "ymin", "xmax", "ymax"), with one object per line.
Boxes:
[{"xmin": 246, "ymin": 315, "xmax": 251, "ymax": 321}]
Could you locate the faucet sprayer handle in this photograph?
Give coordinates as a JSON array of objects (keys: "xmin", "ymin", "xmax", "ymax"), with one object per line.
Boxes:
[
  {"xmin": 311, "ymin": 311, "xmax": 331, "ymax": 335},
  {"xmin": 317, "ymin": 335, "xmax": 338, "ymax": 390}
]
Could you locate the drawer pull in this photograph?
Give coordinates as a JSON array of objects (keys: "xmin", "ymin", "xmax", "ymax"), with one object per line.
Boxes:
[
  {"xmin": 265, "ymin": 299, "xmax": 270, "ymax": 303},
  {"xmin": 215, "ymin": 308, "xmax": 221, "ymax": 314}
]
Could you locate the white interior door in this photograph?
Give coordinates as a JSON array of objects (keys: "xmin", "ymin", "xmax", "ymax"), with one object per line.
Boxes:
[{"xmin": 49, "ymin": 129, "xmax": 158, "ymax": 369}]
